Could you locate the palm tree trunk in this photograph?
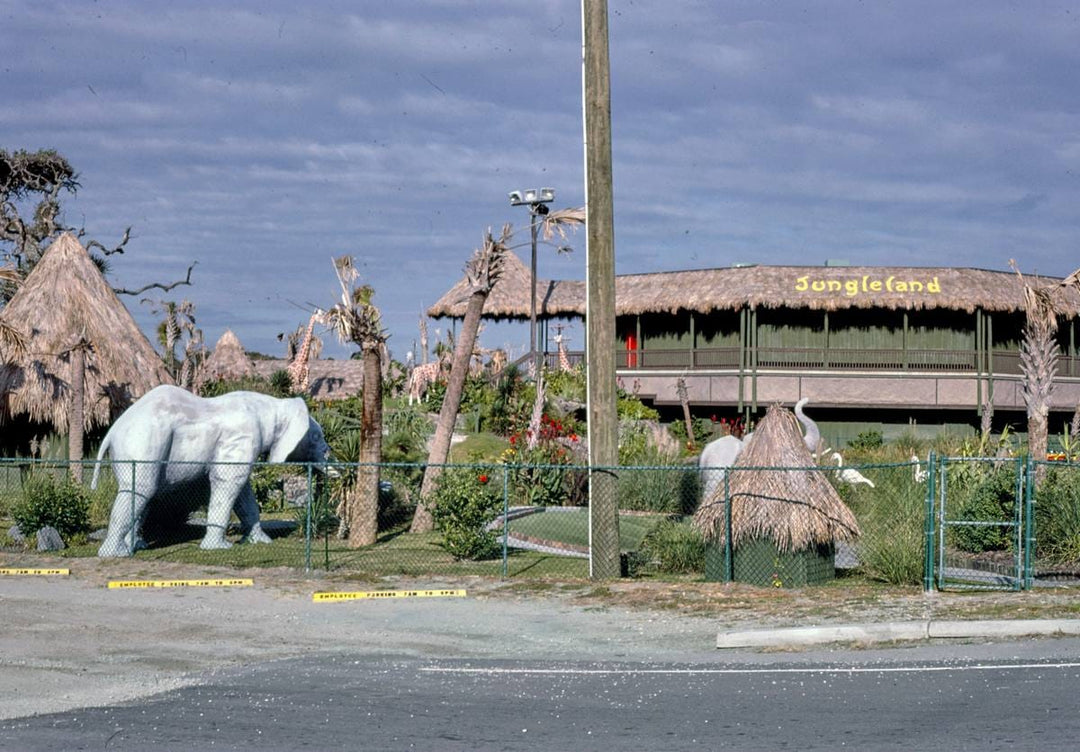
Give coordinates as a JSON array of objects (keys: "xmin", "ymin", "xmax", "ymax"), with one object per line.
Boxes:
[
  {"xmin": 412, "ymin": 288, "xmax": 486, "ymax": 533},
  {"xmin": 348, "ymin": 343, "xmax": 383, "ymax": 547}
]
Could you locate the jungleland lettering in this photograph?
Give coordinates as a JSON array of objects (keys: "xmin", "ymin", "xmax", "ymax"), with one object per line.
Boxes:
[{"xmin": 795, "ymin": 275, "xmax": 942, "ymax": 296}]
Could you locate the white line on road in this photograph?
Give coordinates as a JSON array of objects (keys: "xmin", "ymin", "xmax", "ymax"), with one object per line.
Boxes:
[{"xmin": 420, "ymin": 662, "xmax": 1080, "ymax": 677}]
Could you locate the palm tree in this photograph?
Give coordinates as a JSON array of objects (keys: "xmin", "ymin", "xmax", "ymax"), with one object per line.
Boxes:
[
  {"xmin": 322, "ymin": 255, "xmax": 386, "ymax": 547},
  {"xmin": 411, "ymin": 226, "xmax": 511, "ymax": 533},
  {"xmin": 1014, "ymin": 263, "xmax": 1080, "ymax": 483}
]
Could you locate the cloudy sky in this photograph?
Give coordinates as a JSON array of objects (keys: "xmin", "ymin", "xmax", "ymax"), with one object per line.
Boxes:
[{"xmin": 4, "ymin": 1, "xmax": 1079, "ymax": 361}]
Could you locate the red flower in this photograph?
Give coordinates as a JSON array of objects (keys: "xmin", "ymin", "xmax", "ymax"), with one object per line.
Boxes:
[{"xmin": 478, "ymin": 474, "xmax": 489, "ymax": 484}]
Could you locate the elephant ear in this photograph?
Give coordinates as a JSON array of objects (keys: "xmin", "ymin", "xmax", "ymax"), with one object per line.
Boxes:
[{"xmin": 268, "ymin": 398, "xmax": 312, "ymax": 463}]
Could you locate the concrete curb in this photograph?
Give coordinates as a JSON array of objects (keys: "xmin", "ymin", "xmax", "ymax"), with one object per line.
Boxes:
[{"xmin": 716, "ymin": 619, "xmax": 1080, "ymax": 649}]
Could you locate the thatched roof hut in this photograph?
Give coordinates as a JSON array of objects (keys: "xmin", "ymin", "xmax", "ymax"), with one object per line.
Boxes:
[
  {"xmin": 427, "ymin": 260, "xmax": 1080, "ymax": 320},
  {"xmin": 0, "ymin": 233, "xmax": 172, "ymax": 431},
  {"xmin": 693, "ymin": 404, "xmax": 860, "ymax": 552},
  {"xmin": 202, "ymin": 329, "xmax": 256, "ymax": 382}
]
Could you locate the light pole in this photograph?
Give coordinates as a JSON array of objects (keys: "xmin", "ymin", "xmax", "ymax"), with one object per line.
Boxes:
[{"xmin": 509, "ymin": 187, "xmax": 555, "ymax": 377}]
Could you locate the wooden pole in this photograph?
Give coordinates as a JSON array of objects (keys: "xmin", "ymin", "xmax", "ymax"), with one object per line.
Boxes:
[{"xmin": 583, "ymin": 0, "xmax": 620, "ymax": 579}]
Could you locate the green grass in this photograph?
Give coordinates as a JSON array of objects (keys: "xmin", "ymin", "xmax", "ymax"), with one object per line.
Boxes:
[
  {"xmin": 448, "ymin": 433, "xmax": 510, "ymax": 463},
  {"xmin": 507, "ymin": 509, "xmax": 665, "ymax": 551},
  {"xmin": 25, "ymin": 526, "xmax": 589, "ymax": 578}
]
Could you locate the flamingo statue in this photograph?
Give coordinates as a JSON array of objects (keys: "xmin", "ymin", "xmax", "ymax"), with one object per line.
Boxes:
[{"xmin": 830, "ymin": 452, "xmax": 875, "ymax": 488}]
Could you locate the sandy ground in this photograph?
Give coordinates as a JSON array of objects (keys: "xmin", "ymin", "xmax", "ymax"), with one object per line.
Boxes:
[{"xmin": 0, "ymin": 555, "xmax": 725, "ymax": 721}]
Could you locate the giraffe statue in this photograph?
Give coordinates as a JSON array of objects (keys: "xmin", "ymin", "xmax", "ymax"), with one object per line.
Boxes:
[
  {"xmin": 287, "ymin": 313, "xmax": 318, "ymax": 393},
  {"xmin": 408, "ymin": 357, "xmax": 444, "ymax": 406},
  {"xmin": 554, "ymin": 326, "xmax": 572, "ymax": 372}
]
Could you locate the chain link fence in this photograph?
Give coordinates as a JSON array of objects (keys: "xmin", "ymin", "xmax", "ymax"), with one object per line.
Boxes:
[{"xmin": 2, "ymin": 455, "xmax": 1079, "ymax": 589}]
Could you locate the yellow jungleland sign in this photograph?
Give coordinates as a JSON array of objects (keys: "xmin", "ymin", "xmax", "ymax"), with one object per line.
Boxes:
[
  {"xmin": 107, "ymin": 578, "xmax": 254, "ymax": 589},
  {"xmin": 313, "ymin": 589, "xmax": 467, "ymax": 602},
  {"xmin": 795, "ymin": 274, "xmax": 942, "ymax": 297},
  {"xmin": 0, "ymin": 568, "xmax": 70, "ymax": 576}
]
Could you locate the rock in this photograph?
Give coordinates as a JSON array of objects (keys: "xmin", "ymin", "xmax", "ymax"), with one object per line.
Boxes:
[
  {"xmin": 36, "ymin": 526, "xmax": 65, "ymax": 552},
  {"xmin": 8, "ymin": 524, "xmax": 25, "ymax": 545},
  {"xmin": 282, "ymin": 475, "xmax": 311, "ymax": 508},
  {"xmin": 88, "ymin": 528, "xmax": 109, "ymax": 542}
]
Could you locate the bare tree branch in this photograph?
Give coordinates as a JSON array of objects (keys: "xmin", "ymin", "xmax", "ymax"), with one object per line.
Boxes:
[
  {"xmin": 84, "ymin": 226, "xmax": 132, "ymax": 256},
  {"xmin": 114, "ymin": 261, "xmax": 197, "ymax": 296}
]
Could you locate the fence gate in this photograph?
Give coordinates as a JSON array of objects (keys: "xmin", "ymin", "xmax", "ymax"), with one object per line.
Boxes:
[{"xmin": 932, "ymin": 455, "xmax": 1029, "ymax": 591}]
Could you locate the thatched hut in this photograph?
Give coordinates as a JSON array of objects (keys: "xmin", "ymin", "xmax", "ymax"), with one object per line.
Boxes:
[
  {"xmin": 202, "ymin": 329, "xmax": 256, "ymax": 383},
  {"xmin": 693, "ymin": 403, "xmax": 860, "ymax": 585},
  {"xmin": 0, "ymin": 233, "xmax": 172, "ymax": 443}
]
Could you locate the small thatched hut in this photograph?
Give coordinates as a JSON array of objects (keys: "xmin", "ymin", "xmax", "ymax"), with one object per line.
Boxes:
[
  {"xmin": 694, "ymin": 403, "xmax": 860, "ymax": 585},
  {"xmin": 202, "ymin": 329, "xmax": 256, "ymax": 383},
  {"xmin": 0, "ymin": 233, "xmax": 172, "ymax": 439}
]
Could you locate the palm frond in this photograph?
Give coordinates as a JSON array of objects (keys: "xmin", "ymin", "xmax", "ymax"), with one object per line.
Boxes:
[{"xmin": 540, "ymin": 207, "xmax": 585, "ymax": 243}]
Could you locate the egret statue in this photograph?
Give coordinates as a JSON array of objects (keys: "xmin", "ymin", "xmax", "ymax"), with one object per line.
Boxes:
[
  {"xmin": 794, "ymin": 398, "xmax": 822, "ymax": 455},
  {"xmin": 911, "ymin": 453, "xmax": 928, "ymax": 483},
  {"xmin": 830, "ymin": 452, "xmax": 875, "ymax": 488}
]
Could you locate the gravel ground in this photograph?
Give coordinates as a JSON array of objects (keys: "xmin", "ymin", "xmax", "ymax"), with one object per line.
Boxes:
[{"xmin": 4, "ymin": 553, "xmax": 1080, "ymax": 721}]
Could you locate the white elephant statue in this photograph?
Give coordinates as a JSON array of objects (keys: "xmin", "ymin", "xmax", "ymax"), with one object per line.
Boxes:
[
  {"xmin": 698, "ymin": 435, "xmax": 745, "ymax": 506},
  {"xmin": 91, "ymin": 385, "xmax": 332, "ymax": 557}
]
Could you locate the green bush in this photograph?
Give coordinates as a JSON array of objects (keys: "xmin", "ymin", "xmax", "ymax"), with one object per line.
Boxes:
[
  {"xmin": 639, "ymin": 518, "xmax": 705, "ymax": 574},
  {"xmin": 12, "ymin": 473, "xmax": 91, "ymax": 540},
  {"xmin": 431, "ymin": 467, "xmax": 502, "ymax": 560},
  {"xmin": 854, "ymin": 476, "xmax": 925, "ymax": 585},
  {"xmin": 1035, "ymin": 467, "xmax": 1080, "ymax": 564},
  {"xmin": 848, "ymin": 430, "xmax": 884, "ymax": 452},
  {"xmin": 618, "ymin": 462, "xmax": 700, "ymax": 515},
  {"xmin": 951, "ymin": 467, "xmax": 1016, "ymax": 553}
]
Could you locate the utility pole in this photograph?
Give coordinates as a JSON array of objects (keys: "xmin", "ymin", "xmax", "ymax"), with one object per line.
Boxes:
[{"xmin": 582, "ymin": 0, "xmax": 619, "ymax": 579}]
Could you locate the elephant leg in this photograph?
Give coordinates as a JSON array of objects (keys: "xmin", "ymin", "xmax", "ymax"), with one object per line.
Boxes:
[
  {"xmin": 235, "ymin": 483, "xmax": 271, "ymax": 544},
  {"xmin": 200, "ymin": 467, "xmax": 247, "ymax": 550},
  {"xmin": 98, "ymin": 482, "xmax": 154, "ymax": 558}
]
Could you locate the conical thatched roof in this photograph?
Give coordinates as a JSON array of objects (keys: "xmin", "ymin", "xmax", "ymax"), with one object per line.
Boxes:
[
  {"xmin": 427, "ymin": 262, "xmax": 1080, "ymax": 320},
  {"xmin": 693, "ymin": 403, "xmax": 860, "ymax": 552},
  {"xmin": 0, "ymin": 233, "xmax": 173, "ymax": 430},
  {"xmin": 203, "ymin": 329, "xmax": 255, "ymax": 382}
]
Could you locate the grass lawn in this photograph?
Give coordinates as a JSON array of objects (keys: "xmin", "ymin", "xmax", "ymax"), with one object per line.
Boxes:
[
  {"xmin": 27, "ymin": 523, "xmax": 590, "ymax": 578},
  {"xmin": 507, "ymin": 508, "xmax": 665, "ymax": 552}
]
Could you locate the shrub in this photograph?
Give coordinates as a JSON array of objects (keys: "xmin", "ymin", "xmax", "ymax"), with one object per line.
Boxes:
[
  {"xmin": 848, "ymin": 430, "xmax": 884, "ymax": 452},
  {"xmin": 431, "ymin": 467, "xmax": 502, "ymax": 560},
  {"xmin": 1035, "ymin": 467, "xmax": 1080, "ymax": 564},
  {"xmin": 854, "ymin": 477, "xmax": 925, "ymax": 585},
  {"xmin": 618, "ymin": 461, "xmax": 700, "ymax": 515},
  {"xmin": 503, "ymin": 414, "xmax": 582, "ymax": 507},
  {"xmin": 12, "ymin": 473, "xmax": 91, "ymax": 540},
  {"xmin": 639, "ymin": 518, "xmax": 705, "ymax": 574},
  {"xmin": 951, "ymin": 467, "xmax": 1016, "ymax": 553}
]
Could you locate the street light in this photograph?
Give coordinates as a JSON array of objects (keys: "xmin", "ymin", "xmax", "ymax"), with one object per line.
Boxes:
[{"xmin": 508, "ymin": 187, "xmax": 555, "ymax": 377}]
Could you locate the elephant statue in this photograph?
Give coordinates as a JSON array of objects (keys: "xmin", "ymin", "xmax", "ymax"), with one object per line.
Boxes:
[
  {"xmin": 698, "ymin": 435, "xmax": 745, "ymax": 506},
  {"xmin": 91, "ymin": 385, "xmax": 333, "ymax": 557}
]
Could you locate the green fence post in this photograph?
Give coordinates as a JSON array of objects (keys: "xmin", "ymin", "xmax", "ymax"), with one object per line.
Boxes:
[
  {"xmin": 1024, "ymin": 455, "xmax": 1035, "ymax": 590},
  {"xmin": 502, "ymin": 464, "xmax": 509, "ymax": 579},
  {"xmin": 304, "ymin": 463, "xmax": 313, "ymax": 572},
  {"xmin": 130, "ymin": 460, "xmax": 137, "ymax": 558},
  {"xmin": 923, "ymin": 451, "xmax": 936, "ymax": 591},
  {"xmin": 724, "ymin": 471, "xmax": 733, "ymax": 582}
]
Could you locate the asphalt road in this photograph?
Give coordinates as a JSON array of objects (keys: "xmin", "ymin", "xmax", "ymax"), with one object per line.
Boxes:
[{"xmin": 4, "ymin": 647, "xmax": 1079, "ymax": 751}]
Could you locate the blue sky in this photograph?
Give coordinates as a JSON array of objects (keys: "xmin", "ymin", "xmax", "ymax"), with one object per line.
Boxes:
[{"xmin": 3, "ymin": 1, "xmax": 1079, "ymax": 361}]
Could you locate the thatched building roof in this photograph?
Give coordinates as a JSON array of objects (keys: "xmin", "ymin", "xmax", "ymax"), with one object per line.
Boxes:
[
  {"xmin": 427, "ymin": 257, "xmax": 1080, "ymax": 320},
  {"xmin": 203, "ymin": 329, "xmax": 256, "ymax": 382},
  {"xmin": 0, "ymin": 233, "xmax": 173, "ymax": 430},
  {"xmin": 693, "ymin": 403, "xmax": 860, "ymax": 552}
]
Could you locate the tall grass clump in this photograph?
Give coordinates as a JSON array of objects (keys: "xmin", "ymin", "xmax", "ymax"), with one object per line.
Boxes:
[
  {"xmin": 1034, "ymin": 465, "xmax": 1080, "ymax": 565},
  {"xmin": 639, "ymin": 518, "xmax": 705, "ymax": 574},
  {"xmin": 851, "ymin": 465, "xmax": 925, "ymax": 585}
]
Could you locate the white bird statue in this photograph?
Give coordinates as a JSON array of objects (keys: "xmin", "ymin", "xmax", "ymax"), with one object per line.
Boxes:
[
  {"xmin": 911, "ymin": 453, "xmax": 928, "ymax": 483},
  {"xmin": 794, "ymin": 398, "xmax": 822, "ymax": 456},
  {"xmin": 831, "ymin": 452, "xmax": 875, "ymax": 488}
]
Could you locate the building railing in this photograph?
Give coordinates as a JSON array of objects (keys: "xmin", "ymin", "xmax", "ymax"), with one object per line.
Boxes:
[{"xmin": 530, "ymin": 347, "xmax": 1079, "ymax": 378}]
